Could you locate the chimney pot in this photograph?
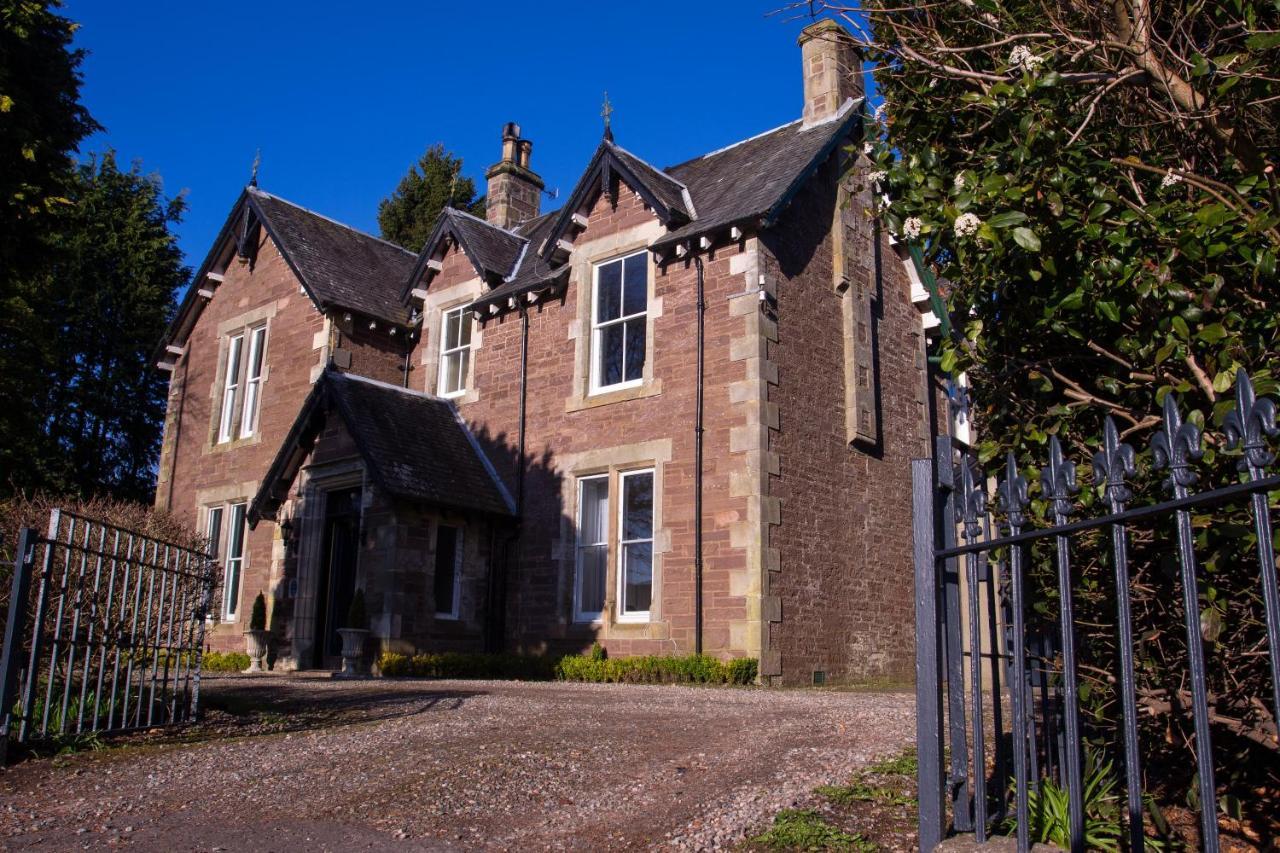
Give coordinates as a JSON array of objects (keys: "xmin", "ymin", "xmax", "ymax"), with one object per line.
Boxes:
[{"xmin": 486, "ymin": 122, "xmax": 544, "ymax": 229}]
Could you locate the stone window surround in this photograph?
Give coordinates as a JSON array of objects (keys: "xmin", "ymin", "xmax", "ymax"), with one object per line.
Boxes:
[
  {"xmin": 564, "ymin": 221, "xmax": 665, "ymax": 414},
  {"xmin": 418, "ymin": 276, "xmax": 484, "ymax": 405},
  {"xmin": 195, "ymin": 480, "xmax": 260, "ymax": 628},
  {"xmin": 207, "ymin": 302, "xmax": 279, "ymax": 453},
  {"xmin": 432, "ymin": 522, "xmax": 465, "ymax": 620},
  {"xmin": 557, "ymin": 438, "xmax": 672, "ymax": 639}
]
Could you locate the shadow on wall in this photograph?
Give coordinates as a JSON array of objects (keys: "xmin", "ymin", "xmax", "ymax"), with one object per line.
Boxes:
[{"xmin": 466, "ymin": 424, "xmax": 596, "ymax": 658}]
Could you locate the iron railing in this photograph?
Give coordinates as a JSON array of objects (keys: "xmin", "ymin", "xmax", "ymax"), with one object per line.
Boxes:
[
  {"xmin": 914, "ymin": 369, "xmax": 1280, "ymax": 852},
  {"xmin": 0, "ymin": 509, "xmax": 216, "ymax": 760}
]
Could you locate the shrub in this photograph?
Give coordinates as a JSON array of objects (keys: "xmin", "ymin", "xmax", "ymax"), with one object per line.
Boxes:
[
  {"xmin": 346, "ymin": 589, "xmax": 366, "ymax": 630},
  {"xmin": 377, "ymin": 651, "xmax": 557, "ymax": 681},
  {"xmin": 554, "ymin": 652, "xmax": 758, "ymax": 685},
  {"xmin": 201, "ymin": 651, "xmax": 250, "ymax": 673},
  {"xmin": 248, "ymin": 593, "xmax": 267, "ymax": 631}
]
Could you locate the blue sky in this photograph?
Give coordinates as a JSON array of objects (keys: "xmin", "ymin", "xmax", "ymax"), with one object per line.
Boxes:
[{"xmin": 65, "ymin": 1, "xmax": 831, "ymax": 269}]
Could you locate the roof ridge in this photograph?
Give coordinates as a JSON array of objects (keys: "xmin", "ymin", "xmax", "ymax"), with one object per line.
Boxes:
[
  {"xmin": 447, "ymin": 206, "xmax": 528, "ymax": 242},
  {"xmin": 248, "ymin": 186, "xmax": 416, "ymax": 257},
  {"xmin": 331, "ymin": 370, "xmax": 446, "ymax": 401}
]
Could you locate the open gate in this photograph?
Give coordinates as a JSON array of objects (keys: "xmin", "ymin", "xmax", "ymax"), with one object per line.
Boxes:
[{"xmin": 0, "ymin": 509, "xmax": 216, "ymax": 760}]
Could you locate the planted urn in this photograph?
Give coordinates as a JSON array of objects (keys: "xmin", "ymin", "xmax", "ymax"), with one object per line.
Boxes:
[{"xmin": 243, "ymin": 592, "xmax": 269, "ymax": 673}]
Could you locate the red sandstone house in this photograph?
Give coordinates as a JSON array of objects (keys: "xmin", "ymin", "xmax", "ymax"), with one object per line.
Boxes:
[{"xmin": 153, "ymin": 21, "xmax": 938, "ymax": 685}]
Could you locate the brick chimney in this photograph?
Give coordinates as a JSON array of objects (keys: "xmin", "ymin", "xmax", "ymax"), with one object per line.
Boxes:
[
  {"xmin": 798, "ymin": 20, "xmax": 863, "ymax": 128},
  {"xmin": 485, "ymin": 122, "xmax": 544, "ymax": 230}
]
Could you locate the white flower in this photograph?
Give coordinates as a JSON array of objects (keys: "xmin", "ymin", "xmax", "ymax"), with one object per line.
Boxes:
[
  {"xmin": 873, "ymin": 103, "xmax": 887, "ymax": 122},
  {"xmin": 868, "ymin": 170, "xmax": 887, "ymax": 184},
  {"xmin": 902, "ymin": 217, "xmax": 923, "ymax": 240},
  {"xmin": 953, "ymin": 173, "xmax": 967, "ymax": 191},
  {"xmin": 953, "ymin": 213, "xmax": 982, "ymax": 238},
  {"xmin": 1008, "ymin": 44, "xmax": 1044, "ymax": 72},
  {"xmin": 863, "ymin": 142, "xmax": 875, "ymax": 155},
  {"xmin": 1160, "ymin": 171, "xmax": 1183, "ymax": 189}
]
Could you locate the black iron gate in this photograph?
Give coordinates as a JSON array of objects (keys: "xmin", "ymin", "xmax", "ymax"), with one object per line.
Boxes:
[
  {"xmin": 0, "ymin": 509, "xmax": 216, "ymax": 760},
  {"xmin": 913, "ymin": 370, "xmax": 1280, "ymax": 852}
]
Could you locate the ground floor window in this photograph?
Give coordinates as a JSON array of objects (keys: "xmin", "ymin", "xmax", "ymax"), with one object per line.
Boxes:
[
  {"xmin": 434, "ymin": 525, "xmax": 463, "ymax": 619},
  {"xmin": 205, "ymin": 502, "xmax": 247, "ymax": 621},
  {"xmin": 574, "ymin": 476, "xmax": 609, "ymax": 622},
  {"xmin": 618, "ymin": 470, "xmax": 654, "ymax": 620}
]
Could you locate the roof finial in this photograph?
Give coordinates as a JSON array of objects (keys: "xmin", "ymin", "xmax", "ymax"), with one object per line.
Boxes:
[
  {"xmin": 601, "ymin": 91, "xmax": 614, "ymax": 142},
  {"xmin": 249, "ymin": 149, "xmax": 261, "ymax": 187}
]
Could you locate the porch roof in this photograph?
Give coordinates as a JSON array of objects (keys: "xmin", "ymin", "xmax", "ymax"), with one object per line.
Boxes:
[{"xmin": 248, "ymin": 370, "xmax": 516, "ymax": 526}]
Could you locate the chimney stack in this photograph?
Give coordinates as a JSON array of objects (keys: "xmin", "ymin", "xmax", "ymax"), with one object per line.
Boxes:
[
  {"xmin": 486, "ymin": 122, "xmax": 544, "ymax": 230},
  {"xmin": 798, "ymin": 20, "xmax": 863, "ymax": 128}
]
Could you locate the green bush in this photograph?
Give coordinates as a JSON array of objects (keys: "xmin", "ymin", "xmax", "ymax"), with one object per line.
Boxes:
[
  {"xmin": 377, "ymin": 651, "xmax": 557, "ymax": 681},
  {"xmin": 554, "ymin": 652, "xmax": 758, "ymax": 685},
  {"xmin": 201, "ymin": 651, "xmax": 250, "ymax": 673},
  {"xmin": 346, "ymin": 589, "xmax": 367, "ymax": 630}
]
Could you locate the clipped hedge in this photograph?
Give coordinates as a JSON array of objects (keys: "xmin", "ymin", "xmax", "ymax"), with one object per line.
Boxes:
[
  {"xmin": 556, "ymin": 652, "xmax": 758, "ymax": 685},
  {"xmin": 201, "ymin": 651, "xmax": 250, "ymax": 673},
  {"xmin": 377, "ymin": 649, "xmax": 758, "ymax": 686},
  {"xmin": 378, "ymin": 651, "xmax": 557, "ymax": 681}
]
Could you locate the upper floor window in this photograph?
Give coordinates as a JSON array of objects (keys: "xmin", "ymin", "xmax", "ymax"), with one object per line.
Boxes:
[
  {"xmin": 591, "ymin": 251, "xmax": 647, "ymax": 394},
  {"xmin": 438, "ymin": 307, "xmax": 473, "ymax": 398},
  {"xmin": 216, "ymin": 324, "xmax": 268, "ymax": 444}
]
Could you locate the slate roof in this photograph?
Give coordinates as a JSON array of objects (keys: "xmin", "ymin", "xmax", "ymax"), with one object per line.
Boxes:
[
  {"xmin": 468, "ymin": 212, "xmax": 567, "ymax": 311},
  {"xmin": 655, "ymin": 99, "xmax": 863, "ymax": 248},
  {"xmin": 249, "ymin": 188, "xmax": 418, "ymax": 325},
  {"xmin": 608, "ymin": 143, "xmax": 694, "ymax": 221},
  {"xmin": 249, "ymin": 370, "xmax": 515, "ymax": 526}
]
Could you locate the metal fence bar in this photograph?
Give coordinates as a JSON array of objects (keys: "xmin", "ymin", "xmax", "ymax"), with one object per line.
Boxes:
[
  {"xmin": 75, "ymin": 521, "xmax": 108, "ymax": 734},
  {"xmin": 938, "ymin": 441, "xmax": 972, "ymax": 833},
  {"xmin": 914, "ymin": 457, "xmax": 946, "ymax": 852},
  {"xmin": 959, "ymin": 460, "xmax": 987, "ymax": 842},
  {"xmin": 20, "ymin": 510, "xmax": 59, "ymax": 742},
  {"xmin": 998, "ymin": 454, "xmax": 1031, "ymax": 853},
  {"xmin": 1152, "ymin": 395, "xmax": 1219, "ymax": 853},
  {"xmin": 0, "ymin": 528, "xmax": 38, "ymax": 763}
]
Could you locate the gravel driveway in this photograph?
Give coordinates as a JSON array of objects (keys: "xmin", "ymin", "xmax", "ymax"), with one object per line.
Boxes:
[{"xmin": 0, "ymin": 675, "xmax": 914, "ymax": 851}]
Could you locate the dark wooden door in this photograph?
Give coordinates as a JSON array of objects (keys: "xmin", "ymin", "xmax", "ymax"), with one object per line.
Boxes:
[{"xmin": 313, "ymin": 487, "xmax": 361, "ymax": 669}]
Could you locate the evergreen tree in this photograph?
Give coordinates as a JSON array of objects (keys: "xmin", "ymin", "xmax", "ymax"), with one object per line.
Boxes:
[
  {"xmin": 1, "ymin": 153, "xmax": 187, "ymax": 500},
  {"xmin": 377, "ymin": 144, "xmax": 485, "ymax": 251}
]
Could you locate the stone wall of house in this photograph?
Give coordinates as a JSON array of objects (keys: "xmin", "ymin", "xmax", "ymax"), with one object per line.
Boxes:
[
  {"xmin": 761, "ymin": 153, "xmax": 932, "ymax": 686},
  {"xmin": 416, "ymin": 180, "xmax": 763, "ymax": 660},
  {"xmin": 330, "ymin": 314, "xmax": 412, "ymax": 387}
]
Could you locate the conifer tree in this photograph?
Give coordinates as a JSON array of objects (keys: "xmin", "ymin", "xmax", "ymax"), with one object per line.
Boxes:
[{"xmin": 377, "ymin": 144, "xmax": 485, "ymax": 252}]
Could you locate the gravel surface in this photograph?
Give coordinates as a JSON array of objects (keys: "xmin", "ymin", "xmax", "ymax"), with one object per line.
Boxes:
[{"xmin": 0, "ymin": 675, "xmax": 914, "ymax": 851}]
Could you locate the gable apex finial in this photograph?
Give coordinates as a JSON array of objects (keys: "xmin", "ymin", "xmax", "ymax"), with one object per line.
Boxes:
[
  {"xmin": 249, "ymin": 148, "xmax": 261, "ymax": 187},
  {"xmin": 601, "ymin": 91, "xmax": 614, "ymax": 142}
]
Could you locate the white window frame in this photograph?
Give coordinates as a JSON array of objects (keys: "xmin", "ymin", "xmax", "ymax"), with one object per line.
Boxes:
[
  {"xmin": 221, "ymin": 502, "xmax": 247, "ymax": 621},
  {"xmin": 589, "ymin": 250, "xmax": 648, "ymax": 395},
  {"xmin": 573, "ymin": 475, "xmax": 609, "ymax": 623},
  {"xmin": 238, "ymin": 325, "xmax": 267, "ymax": 439},
  {"xmin": 217, "ymin": 334, "xmax": 243, "ymax": 443},
  {"xmin": 434, "ymin": 525, "xmax": 464, "ymax": 620},
  {"xmin": 437, "ymin": 306, "xmax": 473, "ymax": 398},
  {"xmin": 616, "ymin": 468, "xmax": 654, "ymax": 623}
]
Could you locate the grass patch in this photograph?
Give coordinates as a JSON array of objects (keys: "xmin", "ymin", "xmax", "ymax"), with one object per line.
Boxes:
[
  {"xmin": 750, "ymin": 809, "xmax": 876, "ymax": 851},
  {"xmin": 815, "ymin": 780, "xmax": 914, "ymax": 807},
  {"xmin": 865, "ymin": 748, "xmax": 917, "ymax": 777}
]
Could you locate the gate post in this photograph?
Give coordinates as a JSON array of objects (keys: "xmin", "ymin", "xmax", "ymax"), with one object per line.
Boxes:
[
  {"xmin": 0, "ymin": 528, "xmax": 39, "ymax": 764},
  {"xmin": 913, "ymin": 458, "xmax": 945, "ymax": 851}
]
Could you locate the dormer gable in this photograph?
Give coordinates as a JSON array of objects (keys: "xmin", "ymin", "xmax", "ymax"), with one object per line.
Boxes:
[{"xmin": 404, "ymin": 207, "xmax": 529, "ymax": 298}]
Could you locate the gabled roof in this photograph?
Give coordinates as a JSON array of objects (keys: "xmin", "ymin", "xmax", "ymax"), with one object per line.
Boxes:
[
  {"xmin": 539, "ymin": 139, "xmax": 694, "ymax": 262},
  {"xmin": 249, "ymin": 370, "xmax": 516, "ymax": 526},
  {"xmin": 159, "ymin": 187, "xmax": 417, "ymax": 357},
  {"xmin": 249, "ymin": 188, "xmax": 417, "ymax": 325},
  {"xmin": 467, "ymin": 212, "xmax": 568, "ymax": 313},
  {"xmin": 653, "ymin": 98, "xmax": 864, "ymax": 249},
  {"xmin": 405, "ymin": 207, "xmax": 529, "ymax": 294}
]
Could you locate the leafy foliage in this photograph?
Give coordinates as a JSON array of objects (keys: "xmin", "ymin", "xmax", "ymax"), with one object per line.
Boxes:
[
  {"xmin": 377, "ymin": 650, "xmax": 558, "ymax": 681},
  {"xmin": 815, "ymin": 0, "xmax": 1280, "ymax": 819},
  {"xmin": 249, "ymin": 592, "xmax": 267, "ymax": 632},
  {"xmin": 1004, "ymin": 753, "xmax": 1146, "ymax": 852},
  {"xmin": 1, "ymin": 153, "xmax": 187, "ymax": 501},
  {"xmin": 555, "ymin": 652, "xmax": 759, "ymax": 685},
  {"xmin": 201, "ymin": 651, "xmax": 251, "ymax": 673},
  {"xmin": 377, "ymin": 143, "xmax": 484, "ymax": 251},
  {"xmin": 345, "ymin": 588, "xmax": 367, "ymax": 630},
  {"xmin": 0, "ymin": 0, "xmax": 99, "ymax": 273}
]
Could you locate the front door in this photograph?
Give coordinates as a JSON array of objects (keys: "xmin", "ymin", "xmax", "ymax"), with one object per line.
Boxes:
[{"xmin": 313, "ymin": 487, "xmax": 361, "ymax": 669}]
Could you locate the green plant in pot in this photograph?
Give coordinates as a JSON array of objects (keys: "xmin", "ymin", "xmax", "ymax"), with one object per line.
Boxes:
[
  {"xmin": 243, "ymin": 592, "xmax": 269, "ymax": 673},
  {"xmin": 336, "ymin": 588, "xmax": 369, "ymax": 678}
]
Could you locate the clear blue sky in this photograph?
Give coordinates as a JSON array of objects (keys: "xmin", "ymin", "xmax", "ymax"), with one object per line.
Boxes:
[{"xmin": 65, "ymin": 1, "xmax": 834, "ymax": 269}]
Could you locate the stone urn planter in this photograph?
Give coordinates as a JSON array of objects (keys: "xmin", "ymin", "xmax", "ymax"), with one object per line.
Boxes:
[
  {"xmin": 242, "ymin": 629, "xmax": 269, "ymax": 673},
  {"xmin": 336, "ymin": 627, "xmax": 370, "ymax": 678}
]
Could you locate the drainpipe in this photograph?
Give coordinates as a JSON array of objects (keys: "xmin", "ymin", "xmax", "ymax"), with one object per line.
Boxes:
[{"xmin": 693, "ymin": 256, "xmax": 706, "ymax": 656}]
